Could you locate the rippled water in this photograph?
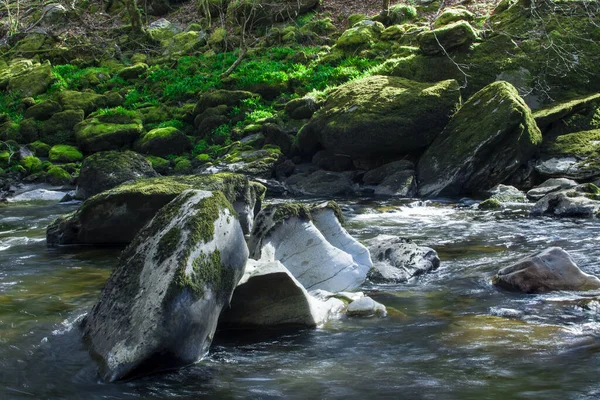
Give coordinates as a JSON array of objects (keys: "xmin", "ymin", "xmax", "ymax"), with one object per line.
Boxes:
[{"xmin": 1, "ymin": 199, "xmax": 600, "ymax": 399}]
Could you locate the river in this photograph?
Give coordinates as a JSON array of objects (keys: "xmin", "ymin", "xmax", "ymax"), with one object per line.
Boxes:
[{"xmin": 1, "ymin": 198, "xmax": 600, "ymax": 399}]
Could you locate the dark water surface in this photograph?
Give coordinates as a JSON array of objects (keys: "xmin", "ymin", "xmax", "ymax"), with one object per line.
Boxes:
[{"xmin": 1, "ymin": 199, "xmax": 600, "ymax": 399}]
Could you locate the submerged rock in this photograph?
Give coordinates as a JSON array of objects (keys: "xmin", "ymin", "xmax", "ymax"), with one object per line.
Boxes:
[
  {"xmin": 82, "ymin": 190, "xmax": 247, "ymax": 382},
  {"xmin": 493, "ymin": 247, "xmax": 600, "ymax": 293},
  {"xmin": 298, "ymin": 75, "xmax": 460, "ymax": 160},
  {"xmin": 219, "ymin": 260, "xmax": 345, "ymax": 328},
  {"xmin": 417, "ymin": 81, "xmax": 542, "ymax": 197},
  {"xmin": 248, "ymin": 202, "xmax": 372, "ymax": 292},
  {"xmin": 366, "ymin": 235, "xmax": 440, "ymax": 283},
  {"xmin": 47, "ymin": 173, "xmax": 265, "ymax": 246},
  {"xmin": 75, "ymin": 150, "xmax": 157, "ymax": 200},
  {"xmin": 530, "ymin": 184, "xmax": 600, "ymax": 218}
]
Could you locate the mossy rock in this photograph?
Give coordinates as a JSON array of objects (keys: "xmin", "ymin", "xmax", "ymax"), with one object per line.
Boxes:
[
  {"xmin": 47, "ymin": 173, "xmax": 266, "ymax": 246},
  {"xmin": 226, "ymin": 0, "xmax": 318, "ymax": 25},
  {"xmin": 335, "ymin": 21, "xmax": 383, "ymax": 50},
  {"xmin": 46, "ymin": 166, "xmax": 71, "ymax": 185},
  {"xmin": 298, "ymin": 75, "xmax": 461, "ymax": 160},
  {"xmin": 58, "ymin": 91, "xmax": 108, "ymax": 116},
  {"xmin": 417, "ymin": 21, "xmax": 478, "ymax": 55},
  {"xmin": 534, "ymin": 93, "xmax": 600, "ymax": 132},
  {"xmin": 193, "ymin": 90, "xmax": 258, "ymax": 116},
  {"xmin": 74, "ymin": 117, "xmax": 143, "ymax": 153},
  {"xmin": 7, "ymin": 61, "xmax": 55, "ymax": 97},
  {"xmin": 135, "ymin": 127, "xmax": 192, "ymax": 157},
  {"xmin": 24, "ymin": 100, "xmax": 62, "ymax": 121},
  {"xmin": 434, "ymin": 8, "xmax": 474, "ymax": 28},
  {"xmin": 27, "ymin": 140, "xmax": 51, "ymax": 157},
  {"xmin": 163, "ymin": 31, "xmax": 207, "ymax": 55},
  {"xmin": 49, "ymin": 144, "xmax": 83, "ymax": 163},
  {"xmin": 542, "ymin": 129, "xmax": 600, "ymax": 159},
  {"xmin": 19, "ymin": 156, "xmax": 43, "ymax": 174},
  {"xmin": 75, "ymin": 150, "xmax": 158, "ymax": 199},
  {"xmin": 174, "ymin": 158, "xmax": 192, "ymax": 173},
  {"xmin": 417, "ymin": 81, "xmax": 542, "ymax": 197},
  {"xmin": 0, "ymin": 122, "xmax": 20, "ymax": 142},
  {"xmin": 117, "ymin": 63, "xmax": 149, "ymax": 80},
  {"xmin": 376, "ymin": 4, "xmax": 418, "ymax": 26},
  {"xmin": 38, "ymin": 109, "xmax": 84, "ymax": 145},
  {"xmin": 478, "ymin": 198, "xmax": 501, "ymax": 210},
  {"xmin": 146, "ymin": 155, "xmax": 170, "ymax": 174},
  {"xmin": 19, "ymin": 118, "xmax": 39, "ymax": 143},
  {"xmin": 0, "ymin": 151, "xmax": 11, "ymax": 169}
]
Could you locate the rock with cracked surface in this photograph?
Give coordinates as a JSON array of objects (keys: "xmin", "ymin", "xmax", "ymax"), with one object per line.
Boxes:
[
  {"xmin": 530, "ymin": 184, "xmax": 600, "ymax": 218},
  {"xmin": 248, "ymin": 201, "xmax": 372, "ymax": 292},
  {"xmin": 526, "ymin": 178, "xmax": 578, "ymax": 201},
  {"xmin": 82, "ymin": 190, "xmax": 248, "ymax": 382}
]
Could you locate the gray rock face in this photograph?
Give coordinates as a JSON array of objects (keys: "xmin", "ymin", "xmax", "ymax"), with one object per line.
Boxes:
[
  {"xmin": 285, "ymin": 170, "xmax": 357, "ymax": 197},
  {"xmin": 362, "ymin": 160, "xmax": 417, "ymax": 197},
  {"xmin": 82, "ymin": 190, "xmax": 248, "ymax": 382},
  {"xmin": 486, "ymin": 184, "xmax": 528, "ymax": 203},
  {"xmin": 47, "ymin": 173, "xmax": 265, "ymax": 246},
  {"xmin": 75, "ymin": 150, "xmax": 158, "ymax": 200},
  {"xmin": 417, "ymin": 81, "xmax": 542, "ymax": 198},
  {"xmin": 534, "ymin": 157, "xmax": 600, "ymax": 180},
  {"xmin": 493, "ymin": 247, "xmax": 600, "ymax": 293},
  {"xmin": 219, "ymin": 260, "xmax": 345, "ymax": 328},
  {"xmin": 530, "ymin": 184, "xmax": 600, "ymax": 218},
  {"xmin": 248, "ymin": 202, "xmax": 372, "ymax": 292},
  {"xmin": 526, "ymin": 178, "xmax": 578, "ymax": 201},
  {"xmin": 366, "ymin": 235, "xmax": 440, "ymax": 283}
]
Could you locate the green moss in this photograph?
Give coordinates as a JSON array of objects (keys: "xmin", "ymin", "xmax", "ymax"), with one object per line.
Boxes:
[
  {"xmin": 272, "ymin": 202, "xmax": 312, "ymax": 224},
  {"xmin": 417, "ymin": 21, "xmax": 478, "ymax": 55},
  {"xmin": 74, "ymin": 117, "xmax": 143, "ymax": 153},
  {"xmin": 19, "ymin": 156, "xmax": 43, "ymax": 174},
  {"xmin": 174, "ymin": 159, "xmax": 192, "ymax": 173},
  {"xmin": 46, "ymin": 166, "xmax": 71, "ymax": 185},
  {"xmin": 117, "ymin": 63, "xmax": 149, "ymax": 80},
  {"xmin": 58, "ymin": 90, "xmax": 107, "ymax": 116},
  {"xmin": 479, "ymin": 198, "xmax": 501, "ymax": 210},
  {"xmin": 155, "ymin": 226, "xmax": 182, "ymax": 264},
  {"xmin": 146, "ymin": 155, "xmax": 170, "ymax": 174},
  {"xmin": 543, "ymin": 129, "xmax": 600, "ymax": 159},
  {"xmin": 324, "ymin": 200, "xmax": 344, "ymax": 224},
  {"xmin": 534, "ymin": 94, "xmax": 600, "ymax": 131},
  {"xmin": 434, "ymin": 8, "xmax": 474, "ymax": 28},
  {"xmin": 49, "ymin": 144, "xmax": 83, "ymax": 162}
]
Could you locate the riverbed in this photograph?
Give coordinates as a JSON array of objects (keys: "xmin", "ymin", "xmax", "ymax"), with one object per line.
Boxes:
[{"xmin": 1, "ymin": 199, "xmax": 600, "ymax": 399}]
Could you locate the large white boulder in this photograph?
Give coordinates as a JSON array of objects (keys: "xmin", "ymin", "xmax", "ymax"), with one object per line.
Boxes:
[
  {"xmin": 82, "ymin": 190, "xmax": 248, "ymax": 382},
  {"xmin": 219, "ymin": 260, "xmax": 345, "ymax": 328},
  {"xmin": 248, "ymin": 202, "xmax": 372, "ymax": 292}
]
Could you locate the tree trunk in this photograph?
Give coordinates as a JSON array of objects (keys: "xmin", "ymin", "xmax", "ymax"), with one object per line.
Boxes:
[{"xmin": 124, "ymin": 0, "xmax": 144, "ymax": 34}]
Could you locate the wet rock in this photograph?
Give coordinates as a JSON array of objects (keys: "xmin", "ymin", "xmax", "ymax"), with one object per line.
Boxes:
[
  {"xmin": 7, "ymin": 188, "xmax": 66, "ymax": 203},
  {"xmin": 298, "ymin": 75, "xmax": 460, "ymax": 160},
  {"xmin": 366, "ymin": 235, "xmax": 440, "ymax": 283},
  {"xmin": 486, "ymin": 184, "xmax": 528, "ymax": 203},
  {"xmin": 47, "ymin": 173, "xmax": 265, "ymax": 246},
  {"xmin": 82, "ymin": 190, "xmax": 247, "ymax": 382},
  {"xmin": 417, "ymin": 81, "xmax": 542, "ymax": 197},
  {"xmin": 530, "ymin": 184, "xmax": 600, "ymax": 218},
  {"xmin": 248, "ymin": 202, "xmax": 372, "ymax": 292},
  {"xmin": 219, "ymin": 260, "xmax": 345, "ymax": 328},
  {"xmin": 346, "ymin": 296, "xmax": 387, "ymax": 318},
  {"xmin": 536, "ymin": 129, "xmax": 600, "ymax": 180},
  {"xmin": 526, "ymin": 178, "xmax": 578, "ymax": 201},
  {"xmin": 75, "ymin": 150, "xmax": 158, "ymax": 200},
  {"xmin": 493, "ymin": 247, "xmax": 600, "ymax": 293},
  {"xmin": 285, "ymin": 170, "xmax": 357, "ymax": 196},
  {"xmin": 478, "ymin": 198, "xmax": 501, "ymax": 210}
]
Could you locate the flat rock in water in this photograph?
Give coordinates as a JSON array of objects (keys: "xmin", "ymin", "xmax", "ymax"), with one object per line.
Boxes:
[
  {"xmin": 526, "ymin": 178, "xmax": 578, "ymax": 201},
  {"xmin": 7, "ymin": 188, "xmax": 66, "ymax": 202},
  {"xmin": 366, "ymin": 235, "xmax": 440, "ymax": 283},
  {"xmin": 82, "ymin": 190, "xmax": 248, "ymax": 382},
  {"xmin": 346, "ymin": 296, "xmax": 387, "ymax": 318},
  {"xmin": 530, "ymin": 184, "xmax": 600, "ymax": 218},
  {"xmin": 493, "ymin": 247, "xmax": 600, "ymax": 293},
  {"xmin": 248, "ymin": 202, "xmax": 372, "ymax": 292},
  {"xmin": 219, "ymin": 260, "xmax": 345, "ymax": 328}
]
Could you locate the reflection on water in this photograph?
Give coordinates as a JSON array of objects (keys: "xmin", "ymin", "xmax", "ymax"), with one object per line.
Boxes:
[{"xmin": 1, "ymin": 199, "xmax": 600, "ymax": 399}]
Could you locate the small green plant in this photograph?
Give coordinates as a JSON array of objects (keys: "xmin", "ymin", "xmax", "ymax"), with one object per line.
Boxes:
[
  {"xmin": 95, "ymin": 106, "xmax": 138, "ymax": 118},
  {"xmin": 158, "ymin": 120, "xmax": 185, "ymax": 130}
]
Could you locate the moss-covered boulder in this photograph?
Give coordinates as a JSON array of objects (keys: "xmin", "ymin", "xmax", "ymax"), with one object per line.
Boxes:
[
  {"xmin": 298, "ymin": 75, "xmax": 460, "ymax": 159},
  {"xmin": 530, "ymin": 183, "xmax": 600, "ymax": 218},
  {"xmin": 19, "ymin": 156, "xmax": 43, "ymax": 174},
  {"xmin": 18, "ymin": 118, "xmax": 39, "ymax": 143},
  {"xmin": 7, "ymin": 61, "xmax": 54, "ymax": 97},
  {"xmin": 533, "ymin": 93, "xmax": 600, "ymax": 133},
  {"xmin": 75, "ymin": 150, "xmax": 158, "ymax": 200},
  {"xmin": 433, "ymin": 8, "xmax": 474, "ymax": 28},
  {"xmin": 417, "ymin": 81, "xmax": 542, "ymax": 197},
  {"xmin": 335, "ymin": 20, "xmax": 383, "ymax": 49},
  {"xmin": 417, "ymin": 21, "xmax": 478, "ymax": 55},
  {"xmin": 284, "ymin": 96, "xmax": 320, "ymax": 120},
  {"xmin": 38, "ymin": 109, "xmax": 84, "ymax": 144},
  {"xmin": 226, "ymin": 0, "xmax": 317, "ymax": 25},
  {"xmin": 24, "ymin": 100, "xmax": 62, "ymax": 121},
  {"xmin": 27, "ymin": 140, "xmax": 51, "ymax": 157},
  {"xmin": 117, "ymin": 63, "xmax": 149, "ymax": 80},
  {"xmin": 135, "ymin": 127, "xmax": 192, "ymax": 157},
  {"xmin": 74, "ymin": 117, "xmax": 143, "ymax": 153},
  {"xmin": 46, "ymin": 173, "xmax": 266, "ymax": 246},
  {"xmin": 46, "ymin": 166, "xmax": 71, "ymax": 186},
  {"xmin": 146, "ymin": 155, "xmax": 170, "ymax": 174},
  {"xmin": 82, "ymin": 190, "xmax": 247, "ymax": 382},
  {"xmin": 48, "ymin": 144, "xmax": 83, "ymax": 163},
  {"xmin": 193, "ymin": 90, "xmax": 258, "ymax": 116},
  {"xmin": 58, "ymin": 90, "xmax": 108, "ymax": 116},
  {"xmin": 162, "ymin": 31, "xmax": 207, "ymax": 56}
]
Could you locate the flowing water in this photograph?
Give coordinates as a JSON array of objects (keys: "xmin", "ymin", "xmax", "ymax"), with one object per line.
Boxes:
[{"xmin": 1, "ymin": 199, "xmax": 600, "ymax": 399}]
